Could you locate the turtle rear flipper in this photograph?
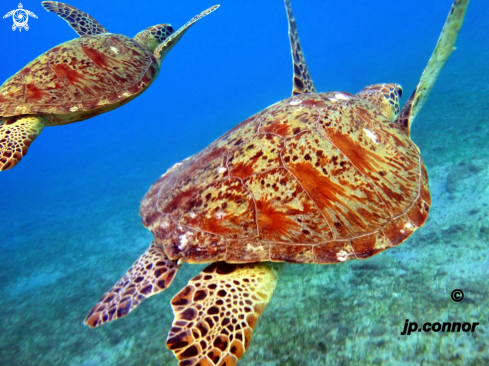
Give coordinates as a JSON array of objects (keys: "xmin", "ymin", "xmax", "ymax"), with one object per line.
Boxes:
[
  {"xmin": 154, "ymin": 5, "xmax": 219, "ymax": 62},
  {"xmin": 42, "ymin": 1, "xmax": 108, "ymax": 36},
  {"xmin": 167, "ymin": 262, "xmax": 282, "ymax": 366},
  {"xmin": 395, "ymin": 0, "xmax": 469, "ymax": 133},
  {"xmin": 84, "ymin": 241, "xmax": 179, "ymax": 328},
  {"xmin": 0, "ymin": 115, "xmax": 46, "ymax": 171}
]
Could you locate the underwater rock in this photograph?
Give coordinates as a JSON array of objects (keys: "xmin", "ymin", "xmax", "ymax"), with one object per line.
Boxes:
[{"xmin": 446, "ymin": 160, "xmax": 484, "ymax": 195}]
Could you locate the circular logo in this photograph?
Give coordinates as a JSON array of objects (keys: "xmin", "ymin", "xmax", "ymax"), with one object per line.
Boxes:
[
  {"xmin": 13, "ymin": 9, "xmax": 28, "ymax": 28},
  {"xmin": 451, "ymin": 289, "xmax": 464, "ymax": 302}
]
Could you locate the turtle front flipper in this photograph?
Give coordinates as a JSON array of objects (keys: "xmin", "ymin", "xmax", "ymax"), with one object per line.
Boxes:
[
  {"xmin": 42, "ymin": 1, "xmax": 108, "ymax": 36},
  {"xmin": 154, "ymin": 5, "xmax": 220, "ymax": 62},
  {"xmin": 285, "ymin": 0, "xmax": 316, "ymax": 96},
  {"xmin": 395, "ymin": 0, "xmax": 469, "ymax": 133},
  {"xmin": 167, "ymin": 262, "xmax": 283, "ymax": 366},
  {"xmin": 84, "ymin": 241, "xmax": 179, "ymax": 328},
  {"xmin": 0, "ymin": 115, "xmax": 46, "ymax": 171}
]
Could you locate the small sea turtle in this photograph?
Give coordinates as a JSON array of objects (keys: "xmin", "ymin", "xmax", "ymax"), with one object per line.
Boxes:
[
  {"xmin": 0, "ymin": 1, "xmax": 218, "ymax": 171},
  {"xmin": 85, "ymin": 1, "xmax": 468, "ymax": 365}
]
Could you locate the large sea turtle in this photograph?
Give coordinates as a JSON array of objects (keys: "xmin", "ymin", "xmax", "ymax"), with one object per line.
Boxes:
[
  {"xmin": 0, "ymin": 1, "xmax": 218, "ymax": 171},
  {"xmin": 85, "ymin": 0, "xmax": 469, "ymax": 365}
]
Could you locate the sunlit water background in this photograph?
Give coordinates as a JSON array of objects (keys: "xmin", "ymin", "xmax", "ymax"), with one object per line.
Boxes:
[{"xmin": 1, "ymin": 0, "xmax": 489, "ymax": 365}]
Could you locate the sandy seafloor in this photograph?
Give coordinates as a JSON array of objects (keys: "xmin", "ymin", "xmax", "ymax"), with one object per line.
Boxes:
[{"xmin": 1, "ymin": 0, "xmax": 489, "ymax": 365}]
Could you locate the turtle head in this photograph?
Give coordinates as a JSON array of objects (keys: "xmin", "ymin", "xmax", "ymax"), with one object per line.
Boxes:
[
  {"xmin": 134, "ymin": 24, "xmax": 175, "ymax": 54},
  {"xmin": 356, "ymin": 83, "xmax": 403, "ymax": 122}
]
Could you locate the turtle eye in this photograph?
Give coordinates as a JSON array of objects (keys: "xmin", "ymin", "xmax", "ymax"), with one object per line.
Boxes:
[{"xmin": 152, "ymin": 24, "xmax": 175, "ymax": 44}]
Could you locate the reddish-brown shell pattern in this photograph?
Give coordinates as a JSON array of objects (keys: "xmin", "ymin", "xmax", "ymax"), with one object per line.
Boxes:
[
  {"xmin": 140, "ymin": 92, "xmax": 431, "ymax": 264},
  {"xmin": 0, "ymin": 34, "xmax": 158, "ymax": 125}
]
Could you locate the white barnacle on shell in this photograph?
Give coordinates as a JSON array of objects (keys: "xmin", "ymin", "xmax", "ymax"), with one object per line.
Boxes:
[
  {"xmin": 246, "ymin": 243, "xmax": 263, "ymax": 253},
  {"xmin": 69, "ymin": 106, "xmax": 79, "ymax": 112},
  {"xmin": 167, "ymin": 161, "xmax": 183, "ymax": 173},
  {"xmin": 189, "ymin": 212, "xmax": 196, "ymax": 219},
  {"xmin": 218, "ymin": 167, "xmax": 227, "ymax": 174},
  {"xmin": 214, "ymin": 210, "xmax": 226, "ymax": 220},
  {"xmin": 336, "ymin": 250, "xmax": 349, "ymax": 262},
  {"xmin": 289, "ymin": 98, "xmax": 302, "ymax": 106},
  {"xmin": 110, "ymin": 46, "xmax": 119, "ymax": 54},
  {"xmin": 161, "ymin": 161, "xmax": 183, "ymax": 177},
  {"xmin": 178, "ymin": 232, "xmax": 192, "ymax": 250},
  {"xmin": 334, "ymin": 93, "xmax": 349, "ymax": 101},
  {"xmin": 363, "ymin": 128, "xmax": 379, "ymax": 144},
  {"xmin": 160, "ymin": 218, "xmax": 170, "ymax": 229}
]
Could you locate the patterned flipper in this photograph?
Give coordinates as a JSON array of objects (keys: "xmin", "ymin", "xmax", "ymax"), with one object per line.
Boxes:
[
  {"xmin": 84, "ymin": 241, "xmax": 179, "ymax": 328},
  {"xmin": 167, "ymin": 262, "xmax": 283, "ymax": 366},
  {"xmin": 395, "ymin": 0, "xmax": 469, "ymax": 133},
  {"xmin": 0, "ymin": 115, "xmax": 46, "ymax": 171},
  {"xmin": 42, "ymin": 1, "xmax": 108, "ymax": 36},
  {"xmin": 284, "ymin": 0, "xmax": 316, "ymax": 96},
  {"xmin": 154, "ymin": 5, "xmax": 220, "ymax": 61}
]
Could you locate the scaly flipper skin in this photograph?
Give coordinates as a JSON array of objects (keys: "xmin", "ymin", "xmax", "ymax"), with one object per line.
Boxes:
[
  {"xmin": 42, "ymin": 1, "xmax": 108, "ymax": 36},
  {"xmin": 357, "ymin": 83, "xmax": 403, "ymax": 122},
  {"xmin": 155, "ymin": 5, "xmax": 220, "ymax": 61},
  {"xmin": 0, "ymin": 115, "xmax": 46, "ymax": 171},
  {"xmin": 284, "ymin": 0, "xmax": 316, "ymax": 95},
  {"xmin": 395, "ymin": 0, "xmax": 469, "ymax": 133},
  {"xmin": 167, "ymin": 262, "xmax": 283, "ymax": 366},
  {"xmin": 84, "ymin": 241, "xmax": 179, "ymax": 328}
]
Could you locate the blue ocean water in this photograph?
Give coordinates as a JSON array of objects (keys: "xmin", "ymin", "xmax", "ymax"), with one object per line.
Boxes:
[{"xmin": 1, "ymin": 0, "xmax": 489, "ymax": 365}]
